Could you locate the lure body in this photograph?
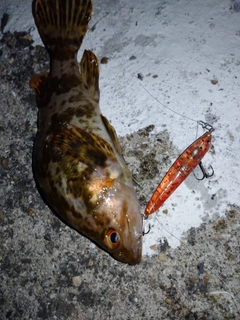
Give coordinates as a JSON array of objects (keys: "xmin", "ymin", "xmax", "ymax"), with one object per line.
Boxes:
[
  {"xmin": 30, "ymin": 0, "xmax": 142, "ymax": 264},
  {"xmin": 145, "ymin": 132, "xmax": 212, "ymax": 215}
]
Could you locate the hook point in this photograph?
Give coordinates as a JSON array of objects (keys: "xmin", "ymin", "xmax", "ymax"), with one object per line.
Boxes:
[{"xmin": 194, "ymin": 161, "xmax": 214, "ymax": 181}]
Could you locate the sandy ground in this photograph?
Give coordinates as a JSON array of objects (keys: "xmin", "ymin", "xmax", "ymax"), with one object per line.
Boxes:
[{"xmin": 1, "ymin": 1, "xmax": 240, "ymax": 319}]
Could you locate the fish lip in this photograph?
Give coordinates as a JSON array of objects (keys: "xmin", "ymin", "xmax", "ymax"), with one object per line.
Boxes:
[
  {"xmin": 127, "ymin": 253, "xmax": 142, "ymax": 265},
  {"xmin": 113, "ymin": 252, "xmax": 142, "ymax": 265},
  {"xmin": 126, "ymin": 248, "xmax": 142, "ymax": 265},
  {"xmin": 111, "ymin": 235, "xmax": 142, "ymax": 265}
]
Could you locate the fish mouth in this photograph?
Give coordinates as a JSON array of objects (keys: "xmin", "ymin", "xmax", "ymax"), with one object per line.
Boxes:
[
  {"xmin": 127, "ymin": 252, "xmax": 142, "ymax": 265},
  {"xmin": 112, "ymin": 251, "xmax": 142, "ymax": 265},
  {"xmin": 111, "ymin": 235, "xmax": 142, "ymax": 265}
]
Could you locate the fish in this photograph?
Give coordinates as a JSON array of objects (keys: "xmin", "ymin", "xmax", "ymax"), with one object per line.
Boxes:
[
  {"xmin": 30, "ymin": 0, "xmax": 142, "ymax": 265},
  {"xmin": 145, "ymin": 131, "xmax": 212, "ymax": 215}
]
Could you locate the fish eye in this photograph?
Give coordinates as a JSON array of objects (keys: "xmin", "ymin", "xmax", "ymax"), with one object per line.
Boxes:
[
  {"xmin": 104, "ymin": 229, "xmax": 120, "ymax": 250},
  {"xmin": 110, "ymin": 231, "xmax": 119, "ymax": 243}
]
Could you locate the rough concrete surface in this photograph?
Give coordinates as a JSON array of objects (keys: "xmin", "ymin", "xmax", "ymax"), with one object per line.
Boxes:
[{"xmin": 0, "ymin": 22, "xmax": 240, "ymax": 320}]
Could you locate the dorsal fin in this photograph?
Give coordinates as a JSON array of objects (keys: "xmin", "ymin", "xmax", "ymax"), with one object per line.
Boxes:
[{"xmin": 80, "ymin": 50, "xmax": 100, "ymax": 103}]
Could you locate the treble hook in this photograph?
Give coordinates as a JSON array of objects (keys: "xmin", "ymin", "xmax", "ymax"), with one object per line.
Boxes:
[
  {"xmin": 194, "ymin": 161, "xmax": 214, "ymax": 181},
  {"xmin": 143, "ymin": 223, "xmax": 151, "ymax": 236},
  {"xmin": 142, "ymin": 214, "xmax": 151, "ymax": 235}
]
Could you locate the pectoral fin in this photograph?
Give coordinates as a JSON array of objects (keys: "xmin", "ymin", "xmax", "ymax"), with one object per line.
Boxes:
[{"xmin": 101, "ymin": 115, "xmax": 122, "ymax": 156}]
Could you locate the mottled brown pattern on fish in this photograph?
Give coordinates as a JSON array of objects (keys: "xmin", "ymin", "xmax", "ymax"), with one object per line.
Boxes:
[{"xmin": 31, "ymin": 0, "xmax": 142, "ymax": 264}]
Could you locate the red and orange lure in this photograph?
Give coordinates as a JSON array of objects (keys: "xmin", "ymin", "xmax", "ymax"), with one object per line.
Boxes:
[{"xmin": 145, "ymin": 125, "xmax": 214, "ymax": 215}]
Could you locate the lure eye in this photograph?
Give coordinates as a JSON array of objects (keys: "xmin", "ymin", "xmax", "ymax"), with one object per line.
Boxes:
[
  {"xmin": 104, "ymin": 229, "xmax": 120, "ymax": 250},
  {"xmin": 191, "ymin": 146, "xmax": 202, "ymax": 160}
]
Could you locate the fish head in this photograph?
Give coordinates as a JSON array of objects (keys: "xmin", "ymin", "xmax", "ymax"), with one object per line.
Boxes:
[
  {"xmin": 34, "ymin": 127, "xmax": 143, "ymax": 265},
  {"xmin": 87, "ymin": 174, "xmax": 143, "ymax": 265}
]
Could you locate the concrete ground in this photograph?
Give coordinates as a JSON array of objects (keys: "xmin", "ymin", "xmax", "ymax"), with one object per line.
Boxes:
[{"xmin": 0, "ymin": 31, "xmax": 240, "ymax": 319}]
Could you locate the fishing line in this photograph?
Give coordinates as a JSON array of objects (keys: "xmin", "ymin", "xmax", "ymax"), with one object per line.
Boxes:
[
  {"xmin": 139, "ymin": 83, "xmax": 214, "ymax": 140},
  {"xmin": 87, "ymin": 1, "xmax": 215, "ymax": 140},
  {"xmin": 95, "ymin": 3, "xmax": 213, "ymax": 138},
  {"xmin": 140, "ymin": 83, "xmax": 197, "ymax": 123},
  {"xmin": 87, "ymin": 7, "xmax": 212, "ymax": 143}
]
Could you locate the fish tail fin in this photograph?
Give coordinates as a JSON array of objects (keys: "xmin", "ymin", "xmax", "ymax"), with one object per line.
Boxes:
[
  {"xmin": 32, "ymin": 0, "xmax": 92, "ymax": 59},
  {"xmin": 80, "ymin": 50, "xmax": 100, "ymax": 102}
]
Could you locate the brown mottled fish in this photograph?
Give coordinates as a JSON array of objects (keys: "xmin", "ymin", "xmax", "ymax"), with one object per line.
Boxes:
[{"xmin": 30, "ymin": 0, "xmax": 142, "ymax": 264}]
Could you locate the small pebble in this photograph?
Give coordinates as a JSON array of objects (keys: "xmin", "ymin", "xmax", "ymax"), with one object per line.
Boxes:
[
  {"xmin": 158, "ymin": 252, "xmax": 167, "ymax": 262},
  {"xmin": 72, "ymin": 276, "xmax": 82, "ymax": 287},
  {"xmin": 100, "ymin": 57, "xmax": 108, "ymax": 64}
]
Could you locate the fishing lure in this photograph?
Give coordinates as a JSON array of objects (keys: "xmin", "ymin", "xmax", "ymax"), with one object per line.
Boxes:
[
  {"xmin": 30, "ymin": 0, "xmax": 142, "ymax": 265},
  {"xmin": 145, "ymin": 127, "xmax": 213, "ymax": 215}
]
